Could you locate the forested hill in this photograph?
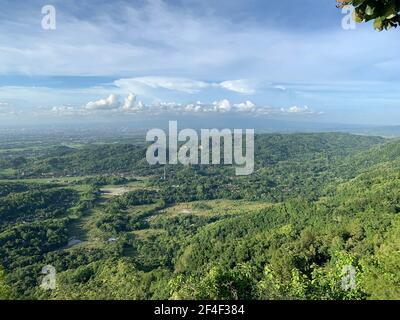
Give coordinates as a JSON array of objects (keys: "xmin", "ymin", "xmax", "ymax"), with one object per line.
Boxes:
[
  {"xmin": 0, "ymin": 132, "xmax": 399, "ymax": 300},
  {"xmin": 336, "ymin": 138, "xmax": 400, "ymax": 178},
  {"xmin": 0, "ymin": 132, "xmax": 385, "ymax": 178}
]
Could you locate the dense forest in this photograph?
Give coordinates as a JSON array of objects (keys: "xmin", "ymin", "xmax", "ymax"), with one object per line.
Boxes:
[{"xmin": 0, "ymin": 132, "xmax": 399, "ymax": 300}]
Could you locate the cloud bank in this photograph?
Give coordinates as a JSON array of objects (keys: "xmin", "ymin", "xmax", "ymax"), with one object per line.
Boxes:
[{"xmin": 49, "ymin": 92, "xmax": 319, "ymax": 119}]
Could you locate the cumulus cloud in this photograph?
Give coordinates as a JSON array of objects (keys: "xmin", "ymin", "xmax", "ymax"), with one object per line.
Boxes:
[
  {"xmin": 85, "ymin": 94, "xmax": 121, "ymax": 110},
  {"xmin": 83, "ymin": 92, "xmax": 146, "ymax": 113},
  {"xmin": 121, "ymin": 93, "xmax": 145, "ymax": 111},
  {"xmin": 79, "ymin": 93, "xmax": 319, "ymax": 116},
  {"xmin": 213, "ymin": 99, "xmax": 232, "ymax": 112},
  {"xmin": 184, "ymin": 101, "xmax": 205, "ymax": 113},
  {"xmin": 234, "ymin": 101, "xmax": 256, "ymax": 113},
  {"xmin": 38, "ymin": 92, "xmax": 319, "ymax": 119}
]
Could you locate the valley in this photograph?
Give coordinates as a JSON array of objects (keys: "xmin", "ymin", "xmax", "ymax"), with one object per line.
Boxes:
[{"xmin": 0, "ymin": 132, "xmax": 398, "ymax": 300}]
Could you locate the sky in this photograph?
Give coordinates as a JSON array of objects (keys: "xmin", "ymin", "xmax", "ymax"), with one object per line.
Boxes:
[{"xmin": 1, "ymin": 0, "xmax": 400, "ymax": 127}]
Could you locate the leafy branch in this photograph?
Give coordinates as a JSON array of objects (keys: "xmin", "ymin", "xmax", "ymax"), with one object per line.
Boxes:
[{"xmin": 337, "ymin": 0, "xmax": 400, "ymax": 30}]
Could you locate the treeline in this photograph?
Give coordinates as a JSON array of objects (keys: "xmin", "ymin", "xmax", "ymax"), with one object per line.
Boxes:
[{"xmin": 0, "ymin": 133, "xmax": 385, "ymax": 179}]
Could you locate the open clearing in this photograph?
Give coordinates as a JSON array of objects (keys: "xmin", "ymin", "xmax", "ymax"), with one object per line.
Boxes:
[{"xmin": 161, "ymin": 199, "xmax": 273, "ymax": 218}]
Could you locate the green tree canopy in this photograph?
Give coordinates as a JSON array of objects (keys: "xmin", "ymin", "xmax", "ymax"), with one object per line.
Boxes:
[
  {"xmin": 338, "ymin": 0, "xmax": 400, "ymax": 30},
  {"xmin": 0, "ymin": 268, "xmax": 14, "ymax": 300}
]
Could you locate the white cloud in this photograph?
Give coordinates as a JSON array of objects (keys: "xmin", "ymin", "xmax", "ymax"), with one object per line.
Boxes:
[
  {"xmin": 83, "ymin": 92, "xmax": 147, "ymax": 113},
  {"xmin": 51, "ymin": 106, "xmax": 76, "ymax": 116},
  {"xmin": 213, "ymin": 99, "xmax": 232, "ymax": 112},
  {"xmin": 114, "ymin": 76, "xmax": 259, "ymax": 95},
  {"xmin": 85, "ymin": 94, "xmax": 121, "ymax": 110},
  {"xmin": 114, "ymin": 77, "xmax": 259, "ymax": 98},
  {"xmin": 281, "ymin": 106, "xmax": 314, "ymax": 114},
  {"xmin": 1, "ymin": 0, "xmax": 399, "ymax": 125},
  {"xmin": 234, "ymin": 100, "xmax": 256, "ymax": 112},
  {"xmin": 121, "ymin": 93, "xmax": 143, "ymax": 110},
  {"xmin": 1, "ymin": 0, "xmax": 400, "ymax": 93},
  {"xmin": 219, "ymin": 80, "xmax": 257, "ymax": 94},
  {"xmin": 273, "ymin": 85, "xmax": 287, "ymax": 91},
  {"xmin": 120, "ymin": 77, "xmax": 210, "ymax": 93},
  {"xmin": 184, "ymin": 102, "xmax": 204, "ymax": 113},
  {"xmin": 34, "ymin": 93, "xmax": 320, "ymax": 119}
]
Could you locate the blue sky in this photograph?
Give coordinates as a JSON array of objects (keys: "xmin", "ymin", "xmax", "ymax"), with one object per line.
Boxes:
[{"xmin": 1, "ymin": 0, "xmax": 400, "ymax": 126}]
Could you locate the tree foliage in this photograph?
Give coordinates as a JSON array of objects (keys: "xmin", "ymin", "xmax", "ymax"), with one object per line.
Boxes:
[
  {"xmin": 1, "ymin": 133, "xmax": 399, "ymax": 300},
  {"xmin": 338, "ymin": 0, "xmax": 400, "ymax": 30}
]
